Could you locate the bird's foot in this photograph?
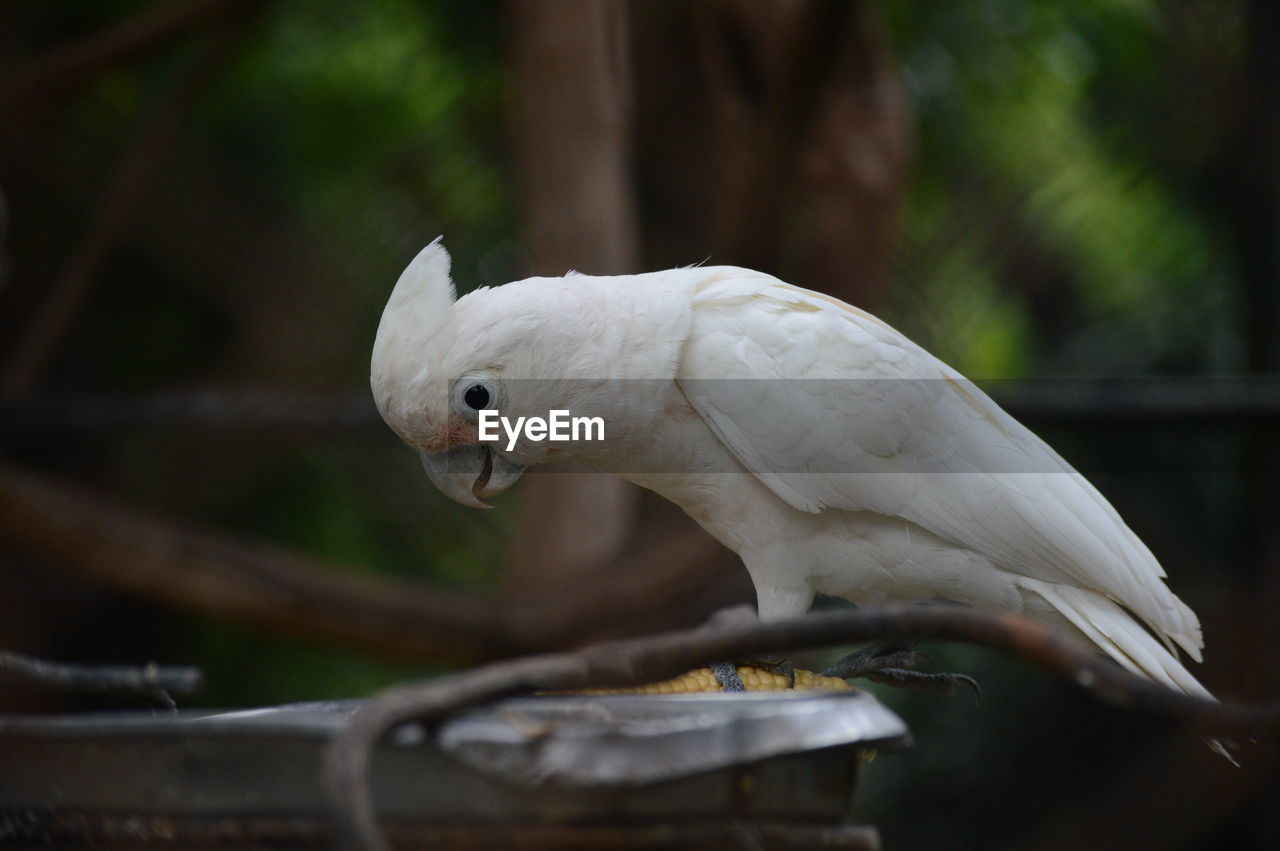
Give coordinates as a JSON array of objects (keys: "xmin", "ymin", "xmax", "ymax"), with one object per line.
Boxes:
[
  {"xmin": 820, "ymin": 640, "xmax": 931, "ymax": 677},
  {"xmin": 701, "ymin": 606, "xmax": 796, "ymax": 692},
  {"xmin": 821, "ymin": 640, "xmax": 981, "ymax": 703},
  {"xmin": 710, "ymin": 660, "xmax": 746, "ymax": 692},
  {"xmin": 710, "ymin": 656, "xmax": 796, "ymax": 692}
]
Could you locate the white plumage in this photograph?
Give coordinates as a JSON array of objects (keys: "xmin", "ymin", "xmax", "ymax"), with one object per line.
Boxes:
[{"xmin": 372, "ymin": 239, "xmax": 1216, "ymax": 706}]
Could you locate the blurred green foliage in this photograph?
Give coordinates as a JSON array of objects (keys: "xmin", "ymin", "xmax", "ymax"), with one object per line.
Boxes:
[
  {"xmin": 202, "ymin": 0, "xmax": 511, "ymax": 281},
  {"xmin": 884, "ymin": 0, "xmax": 1240, "ymax": 377}
]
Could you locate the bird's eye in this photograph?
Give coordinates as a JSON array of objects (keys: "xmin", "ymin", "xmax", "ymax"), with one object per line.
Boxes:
[
  {"xmin": 451, "ymin": 372, "xmax": 501, "ymax": 417},
  {"xmin": 463, "ymin": 384, "xmax": 490, "ymax": 410}
]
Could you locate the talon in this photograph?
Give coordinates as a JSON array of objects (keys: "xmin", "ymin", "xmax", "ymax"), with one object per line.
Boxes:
[
  {"xmin": 955, "ymin": 673, "xmax": 983, "ymax": 705},
  {"xmin": 822, "ymin": 641, "xmax": 981, "ymax": 703},
  {"xmin": 864, "ymin": 668, "xmax": 982, "ymax": 703}
]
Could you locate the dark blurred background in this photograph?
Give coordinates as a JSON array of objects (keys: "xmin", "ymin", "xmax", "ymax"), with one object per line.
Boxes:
[{"xmin": 1, "ymin": 1, "xmax": 1277, "ymax": 848}]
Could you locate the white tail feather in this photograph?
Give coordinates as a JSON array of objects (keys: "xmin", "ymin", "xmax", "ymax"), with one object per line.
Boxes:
[
  {"xmin": 1021, "ymin": 579, "xmax": 1236, "ymax": 762},
  {"xmin": 1025, "ymin": 580, "xmax": 1212, "ymax": 698}
]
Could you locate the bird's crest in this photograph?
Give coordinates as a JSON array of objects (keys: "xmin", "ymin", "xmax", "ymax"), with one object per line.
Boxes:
[{"xmin": 370, "ymin": 237, "xmax": 458, "ymax": 432}]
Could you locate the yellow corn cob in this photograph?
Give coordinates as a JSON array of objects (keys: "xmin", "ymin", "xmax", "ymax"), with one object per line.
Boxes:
[{"xmin": 573, "ymin": 666, "xmax": 853, "ymax": 696}]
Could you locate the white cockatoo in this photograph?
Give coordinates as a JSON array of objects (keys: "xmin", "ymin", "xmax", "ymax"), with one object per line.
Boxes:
[{"xmin": 371, "ymin": 239, "xmax": 1216, "ymax": 708}]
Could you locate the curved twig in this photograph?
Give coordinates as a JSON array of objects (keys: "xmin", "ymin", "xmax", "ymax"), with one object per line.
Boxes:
[{"xmin": 322, "ymin": 603, "xmax": 1280, "ymax": 850}]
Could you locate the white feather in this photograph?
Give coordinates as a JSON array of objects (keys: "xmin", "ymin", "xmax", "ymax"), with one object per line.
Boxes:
[{"xmin": 371, "ymin": 238, "xmax": 457, "ymax": 443}]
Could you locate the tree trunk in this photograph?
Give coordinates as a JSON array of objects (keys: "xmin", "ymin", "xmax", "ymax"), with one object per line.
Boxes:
[{"xmin": 505, "ymin": 0, "xmax": 641, "ymax": 596}]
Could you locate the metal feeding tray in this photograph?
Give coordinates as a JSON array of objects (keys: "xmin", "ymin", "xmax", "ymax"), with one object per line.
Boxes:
[{"xmin": 0, "ymin": 690, "xmax": 910, "ymax": 848}]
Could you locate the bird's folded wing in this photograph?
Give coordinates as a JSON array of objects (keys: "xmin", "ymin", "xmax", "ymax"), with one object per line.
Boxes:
[{"xmin": 676, "ymin": 272, "xmax": 1202, "ymax": 659}]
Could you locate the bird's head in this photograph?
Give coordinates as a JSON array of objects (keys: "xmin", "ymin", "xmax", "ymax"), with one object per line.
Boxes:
[{"xmin": 370, "ymin": 239, "xmax": 614, "ymax": 508}]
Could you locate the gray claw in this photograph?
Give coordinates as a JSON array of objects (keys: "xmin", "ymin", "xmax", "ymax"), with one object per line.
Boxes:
[{"xmin": 864, "ymin": 668, "xmax": 983, "ymax": 704}]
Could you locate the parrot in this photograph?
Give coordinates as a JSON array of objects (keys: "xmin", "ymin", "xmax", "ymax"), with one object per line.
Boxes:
[{"xmin": 371, "ymin": 238, "xmax": 1221, "ymax": 725}]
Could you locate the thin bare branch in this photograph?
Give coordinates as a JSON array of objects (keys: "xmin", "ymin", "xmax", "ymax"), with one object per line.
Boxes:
[
  {"xmin": 0, "ymin": 649, "xmax": 202, "ymax": 708},
  {"xmin": 323, "ymin": 604, "xmax": 1280, "ymax": 850}
]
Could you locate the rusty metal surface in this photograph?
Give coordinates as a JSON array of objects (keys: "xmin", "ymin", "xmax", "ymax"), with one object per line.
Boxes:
[{"xmin": 0, "ymin": 692, "xmax": 908, "ymax": 845}]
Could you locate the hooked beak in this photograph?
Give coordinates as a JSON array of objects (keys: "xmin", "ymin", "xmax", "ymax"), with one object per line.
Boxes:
[{"xmin": 419, "ymin": 445, "xmax": 526, "ymax": 509}]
